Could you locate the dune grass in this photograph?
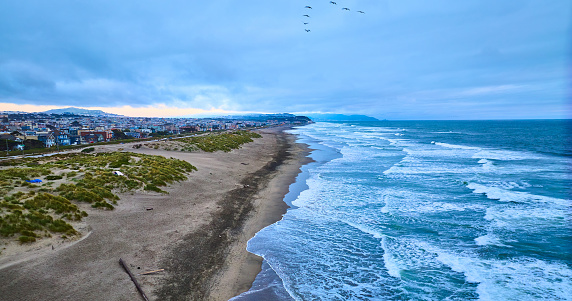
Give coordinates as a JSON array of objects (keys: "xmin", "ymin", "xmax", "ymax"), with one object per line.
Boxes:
[
  {"xmin": 149, "ymin": 130, "xmax": 262, "ymax": 153},
  {"xmin": 0, "ymin": 151, "xmax": 196, "ymax": 244}
]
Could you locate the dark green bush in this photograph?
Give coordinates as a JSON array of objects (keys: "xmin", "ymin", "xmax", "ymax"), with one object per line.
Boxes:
[
  {"xmin": 48, "ymin": 219, "xmax": 76, "ymax": 234},
  {"xmin": 19, "ymin": 235, "xmax": 36, "ymax": 243},
  {"xmin": 21, "ymin": 230, "xmax": 37, "ymax": 237},
  {"xmin": 91, "ymin": 202, "xmax": 114, "ymax": 210},
  {"xmin": 144, "ymin": 184, "xmax": 166, "ymax": 194}
]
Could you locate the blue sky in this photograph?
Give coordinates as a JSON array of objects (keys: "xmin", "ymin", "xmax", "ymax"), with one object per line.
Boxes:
[{"xmin": 0, "ymin": 0, "xmax": 570, "ymax": 119}]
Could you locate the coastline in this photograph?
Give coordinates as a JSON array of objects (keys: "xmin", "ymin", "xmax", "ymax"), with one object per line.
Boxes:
[
  {"xmin": 0, "ymin": 126, "xmax": 311, "ymax": 300},
  {"xmin": 209, "ymin": 128, "xmax": 313, "ymax": 301}
]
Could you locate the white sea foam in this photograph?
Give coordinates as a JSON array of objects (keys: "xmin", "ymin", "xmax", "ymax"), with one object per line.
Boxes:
[
  {"xmin": 380, "ymin": 205, "xmax": 390, "ymax": 214},
  {"xmin": 384, "ymin": 162, "xmax": 474, "ymax": 175},
  {"xmin": 433, "ymin": 248, "xmax": 572, "ymax": 300},
  {"xmin": 385, "ymin": 138, "xmax": 410, "ymax": 146},
  {"xmin": 484, "ymin": 206, "xmax": 569, "ymax": 224},
  {"xmin": 344, "ymin": 220, "xmax": 384, "ymax": 239},
  {"xmin": 467, "ymin": 183, "xmax": 570, "ymax": 206},
  {"xmin": 401, "ymin": 201, "xmax": 483, "ymax": 213},
  {"xmin": 486, "ymin": 181, "xmax": 531, "ymax": 190},
  {"xmin": 381, "ymin": 236, "xmax": 402, "ymax": 278},
  {"xmin": 475, "ymin": 158, "xmax": 496, "ymax": 172},
  {"xmin": 472, "ymin": 149, "xmax": 543, "ymax": 161},
  {"xmin": 435, "ymin": 142, "xmax": 480, "ymax": 150},
  {"xmin": 474, "ymin": 234, "xmax": 508, "ymax": 247},
  {"xmin": 433, "ymin": 143, "xmax": 545, "ymax": 162}
]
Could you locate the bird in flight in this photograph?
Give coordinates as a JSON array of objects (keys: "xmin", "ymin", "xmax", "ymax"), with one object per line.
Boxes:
[
  {"xmin": 304, "ymin": 22, "xmax": 309, "ymax": 25},
  {"xmin": 342, "ymin": 7, "xmax": 350, "ymax": 11},
  {"xmin": 305, "ymin": 6, "xmax": 312, "ymax": 9},
  {"xmin": 330, "ymin": 1, "xmax": 337, "ymax": 4},
  {"xmin": 357, "ymin": 10, "xmax": 365, "ymax": 14},
  {"xmin": 303, "ymin": 14, "xmax": 310, "ymax": 17},
  {"xmin": 305, "ymin": 29, "xmax": 311, "ymax": 32}
]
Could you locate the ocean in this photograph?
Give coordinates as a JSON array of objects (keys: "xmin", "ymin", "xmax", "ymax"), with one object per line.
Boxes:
[{"xmin": 232, "ymin": 120, "xmax": 572, "ymax": 301}]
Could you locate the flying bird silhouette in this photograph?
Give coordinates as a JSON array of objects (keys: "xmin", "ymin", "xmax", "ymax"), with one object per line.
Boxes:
[
  {"xmin": 357, "ymin": 10, "xmax": 365, "ymax": 14},
  {"xmin": 304, "ymin": 22, "xmax": 309, "ymax": 25},
  {"xmin": 305, "ymin": 29, "xmax": 311, "ymax": 32},
  {"xmin": 303, "ymin": 14, "xmax": 310, "ymax": 17},
  {"xmin": 342, "ymin": 7, "xmax": 350, "ymax": 11},
  {"xmin": 330, "ymin": 1, "xmax": 337, "ymax": 4},
  {"xmin": 305, "ymin": 6, "xmax": 312, "ymax": 9}
]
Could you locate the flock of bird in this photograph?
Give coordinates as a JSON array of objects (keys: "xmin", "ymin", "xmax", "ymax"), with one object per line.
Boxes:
[{"xmin": 302, "ymin": 1, "xmax": 365, "ymax": 32}]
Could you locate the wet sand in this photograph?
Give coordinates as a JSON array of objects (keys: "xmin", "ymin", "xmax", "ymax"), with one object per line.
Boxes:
[{"xmin": 0, "ymin": 126, "xmax": 311, "ymax": 301}]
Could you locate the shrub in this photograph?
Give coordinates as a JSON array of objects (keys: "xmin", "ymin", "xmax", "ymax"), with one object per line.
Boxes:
[
  {"xmin": 91, "ymin": 201, "xmax": 114, "ymax": 210},
  {"xmin": 19, "ymin": 236, "xmax": 36, "ymax": 243},
  {"xmin": 21, "ymin": 230, "xmax": 37, "ymax": 237},
  {"xmin": 46, "ymin": 175, "xmax": 63, "ymax": 180},
  {"xmin": 81, "ymin": 147, "xmax": 95, "ymax": 153},
  {"xmin": 48, "ymin": 219, "xmax": 76, "ymax": 234},
  {"xmin": 144, "ymin": 184, "xmax": 166, "ymax": 194}
]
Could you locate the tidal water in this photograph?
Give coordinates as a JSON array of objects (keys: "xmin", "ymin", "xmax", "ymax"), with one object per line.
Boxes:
[{"xmin": 232, "ymin": 120, "xmax": 571, "ymax": 301}]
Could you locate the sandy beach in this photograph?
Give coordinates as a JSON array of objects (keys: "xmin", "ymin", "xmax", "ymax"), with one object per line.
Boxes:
[{"xmin": 0, "ymin": 126, "xmax": 311, "ymax": 301}]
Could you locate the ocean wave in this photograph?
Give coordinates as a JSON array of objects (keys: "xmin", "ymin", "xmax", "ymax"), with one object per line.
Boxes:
[
  {"xmin": 381, "ymin": 236, "xmax": 402, "ymax": 278},
  {"xmin": 484, "ymin": 206, "xmax": 569, "ymax": 224},
  {"xmin": 474, "ymin": 234, "xmax": 509, "ymax": 247},
  {"xmin": 477, "ymin": 158, "xmax": 496, "ymax": 171},
  {"xmin": 343, "ymin": 220, "xmax": 384, "ymax": 239},
  {"xmin": 377, "ymin": 236, "xmax": 572, "ymax": 300},
  {"xmin": 472, "ymin": 149, "xmax": 544, "ymax": 161},
  {"xmin": 435, "ymin": 142, "xmax": 480, "ymax": 150},
  {"xmin": 257, "ymin": 122, "xmax": 571, "ymax": 300},
  {"xmin": 379, "ymin": 188, "xmax": 485, "ymax": 214},
  {"xmin": 383, "ymin": 162, "xmax": 475, "ymax": 175},
  {"xmin": 433, "ymin": 142, "xmax": 545, "ymax": 162},
  {"xmin": 467, "ymin": 183, "xmax": 570, "ymax": 206},
  {"xmin": 425, "ymin": 243, "xmax": 572, "ymax": 301}
]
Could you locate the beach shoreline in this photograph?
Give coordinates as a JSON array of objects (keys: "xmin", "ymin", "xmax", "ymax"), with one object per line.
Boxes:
[
  {"xmin": 0, "ymin": 126, "xmax": 311, "ymax": 301},
  {"xmin": 209, "ymin": 128, "xmax": 313, "ymax": 301}
]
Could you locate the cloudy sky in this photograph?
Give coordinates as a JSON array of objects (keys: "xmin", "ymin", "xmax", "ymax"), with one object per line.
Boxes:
[{"xmin": 0, "ymin": 0, "xmax": 570, "ymax": 119}]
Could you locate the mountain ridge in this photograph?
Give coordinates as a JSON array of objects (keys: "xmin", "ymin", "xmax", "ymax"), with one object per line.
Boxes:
[{"xmin": 42, "ymin": 107, "xmax": 123, "ymax": 117}]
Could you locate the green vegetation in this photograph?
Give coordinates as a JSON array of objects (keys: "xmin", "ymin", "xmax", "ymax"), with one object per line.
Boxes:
[
  {"xmin": 157, "ymin": 130, "xmax": 262, "ymax": 153},
  {"xmin": 81, "ymin": 147, "xmax": 95, "ymax": 153},
  {"xmin": 0, "ymin": 151, "xmax": 196, "ymax": 244}
]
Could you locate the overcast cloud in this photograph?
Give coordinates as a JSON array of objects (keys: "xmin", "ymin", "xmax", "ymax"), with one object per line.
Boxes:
[{"xmin": 0, "ymin": 0, "xmax": 569, "ymax": 119}]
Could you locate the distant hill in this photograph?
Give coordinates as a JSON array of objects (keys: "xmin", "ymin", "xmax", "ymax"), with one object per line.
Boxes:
[
  {"xmin": 43, "ymin": 107, "xmax": 123, "ymax": 117},
  {"xmin": 305, "ymin": 114, "xmax": 379, "ymax": 122}
]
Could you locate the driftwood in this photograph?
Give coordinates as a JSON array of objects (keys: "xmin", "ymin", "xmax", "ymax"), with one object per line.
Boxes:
[
  {"xmin": 141, "ymin": 269, "xmax": 164, "ymax": 275},
  {"xmin": 119, "ymin": 258, "xmax": 149, "ymax": 301}
]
